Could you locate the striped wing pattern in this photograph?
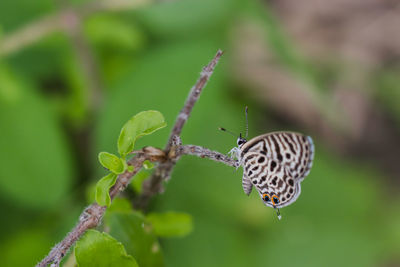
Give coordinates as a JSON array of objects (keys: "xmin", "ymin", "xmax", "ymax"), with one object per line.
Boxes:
[{"xmin": 240, "ymin": 132, "xmax": 314, "ymax": 208}]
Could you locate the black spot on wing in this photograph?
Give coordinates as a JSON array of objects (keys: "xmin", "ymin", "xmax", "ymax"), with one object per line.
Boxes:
[
  {"xmin": 270, "ymin": 161, "xmax": 277, "ymax": 172},
  {"xmin": 244, "ymin": 154, "xmax": 256, "ymax": 164}
]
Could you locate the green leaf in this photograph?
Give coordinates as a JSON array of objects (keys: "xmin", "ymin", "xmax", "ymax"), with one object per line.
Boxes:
[
  {"xmin": 118, "ymin": 110, "xmax": 166, "ymax": 157},
  {"xmin": 135, "ymin": 0, "xmax": 233, "ymax": 39},
  {"xmin": 0, "ymin": 64, "xmax": 73, "ymax": 209},
  {"xmin": 143, "ymin": 160, "xmax": 155, "ymax": 169},
  {"xmin": 0, "ymin": 0, "xmax": 55, "ymax": 32},
  {"xmin": 106, "ymin": 211, "xmax": 164, "ymax": 267},
  {"xmin": 84, "ymin": 14, "xmax": 145, "ymax": 51},
  {"xmin": 75, "ymin": 230, "xmax": 138, "ymax": 267},
  {"xmin": 98, "ymin": 152, "xmax": 125, "ymax": 174},
  {"xmin": 146, "ymin": 211, "xmax": 193, "ymax": 237},
  {"xmin": 95, "ymin": 173, "xmax": 118, "ymax": 207}
]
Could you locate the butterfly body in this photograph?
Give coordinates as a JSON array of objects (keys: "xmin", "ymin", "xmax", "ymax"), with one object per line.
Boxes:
[{"xmin": 233, "ymin": 131, "xmax": 314, "ymax": 209}]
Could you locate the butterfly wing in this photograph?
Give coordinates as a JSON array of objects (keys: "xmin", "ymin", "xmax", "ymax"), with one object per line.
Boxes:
[
  {"xmin": 240, "ymin": 132, "xmax": 314, "ymax": 182},
  {"xmin": 242, "ymin": 151, "xmax": 300, "ymax": 208},
  {"xmin": 240, "ymin": 132, "xmax": 314, "ymax": 208}
]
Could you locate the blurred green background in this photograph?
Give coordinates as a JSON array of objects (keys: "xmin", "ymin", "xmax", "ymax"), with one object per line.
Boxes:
[{"xmin": 1, "ymin": 0, "xmax": 400, "ymax": 266}]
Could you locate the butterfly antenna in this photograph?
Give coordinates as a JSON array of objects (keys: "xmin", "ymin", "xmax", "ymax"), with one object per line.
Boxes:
[
  {"xmin": 245, "ymin": 106, "xmax": 249, "ymax": 138},
  {"xmin": 219, "ymin": 127, "xmax": 237, "ymax": 137}
]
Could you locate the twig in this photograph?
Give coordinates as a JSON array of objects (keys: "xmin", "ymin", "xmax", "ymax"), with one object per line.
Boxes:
[
  {"xmin": 134, "ymin": 50, "xmax": 224, "ymax": 209},
  {"xmin": 37, "ymin": 143, "xmax": 237, "ymax": 267},
  {"xmin": 37, "ymin": 50, "xmax": 226, "ymax": 266},
  {"xmin": 37, "ymin": 154, "xmax": 146, "ymax": 267},
  {"xmin": 165, "ymin": 50, "xmax": 224, "ymax": 151},
  {"xmin": 178, "ymin": 144, "xmax": 238, "ymax": 167}
]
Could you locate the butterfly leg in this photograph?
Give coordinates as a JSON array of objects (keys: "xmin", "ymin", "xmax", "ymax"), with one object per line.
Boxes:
[
  {"xmin": 227, "ymin": 148, "xmax": 236, "ymax": 159},
  {"xmin": 228, "ymin": 147, "xmax": 242, "ymax": 170}
]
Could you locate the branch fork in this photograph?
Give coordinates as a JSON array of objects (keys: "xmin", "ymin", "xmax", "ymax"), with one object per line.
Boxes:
[{"xmin": 37, "ymin": 50, "xmax": 233, "ymax": 267}]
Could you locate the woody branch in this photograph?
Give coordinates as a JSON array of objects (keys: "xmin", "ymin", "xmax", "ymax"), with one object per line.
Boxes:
[{"xmin": 37, "ymin": 50, "xmax": 234, "ymax": 267}]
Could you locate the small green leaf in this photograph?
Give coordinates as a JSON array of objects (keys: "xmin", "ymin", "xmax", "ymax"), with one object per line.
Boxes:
[
  {"xmin": 143, "ymin": 160, "xmax": 155, "ymax": 169},
  {"xmin": 118, "ymin": 110, "xmax": 166, "ymax": 157},
  {"xmin": 75, "ymin": 230, "xmax": 138, "ymax": 267},
  {"xmin": 98, "ymin": 152, "xmax": 125, "ymax": 174},
  {"xmin": 127, "ymin": 165, "xmax": 134, "ymax": 172},
  {"xmin": 95, "ymin": 173, "xmax": 118, "ymax": 207},
  {"xmin": 123, "ymin": 160, "xmax": 129, "ymax": 172},
  {"xmin": 146, "ymin": 211, "xmax": 193, "ymax": 238}
]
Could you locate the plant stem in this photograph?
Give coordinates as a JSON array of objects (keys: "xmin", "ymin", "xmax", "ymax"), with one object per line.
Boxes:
[
  {"xmin": 37, "ymin": 50, "xmax": 229, "ymax": 267},
  {"xmin": 134, "ymin": 50, "xmax": 224, "ymax": 210}
]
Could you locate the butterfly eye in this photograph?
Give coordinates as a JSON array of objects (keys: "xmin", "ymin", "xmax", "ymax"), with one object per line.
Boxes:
[
  {"xmin": 262, "ymin": 194, "xmax": 271, "ymax": 202},
  {"xmin": 237, "ymin": 137, "xmax": 247, "ymax": 146},
  {"xmin": 272, "ymin": 195, "xmax": 280, "ymax": 205}
]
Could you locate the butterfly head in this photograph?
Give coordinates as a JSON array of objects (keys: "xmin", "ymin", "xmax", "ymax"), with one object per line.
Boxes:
[
  {"xmin": 262, "ymin": 193, "xmax": 282, "ymax": 220},
  {"xmin": 236, "ymin": 133, "xmax": 247, "ymax": 148}
]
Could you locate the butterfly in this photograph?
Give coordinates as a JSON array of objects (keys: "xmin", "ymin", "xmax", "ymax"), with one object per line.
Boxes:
[{"xmin": 222, "ymin": 108, "xmax": 315, "ymax": 219}]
